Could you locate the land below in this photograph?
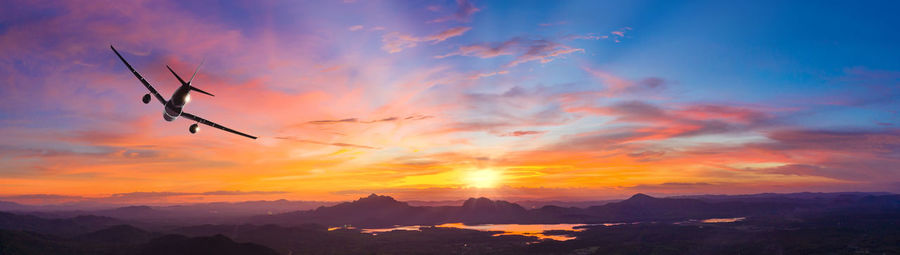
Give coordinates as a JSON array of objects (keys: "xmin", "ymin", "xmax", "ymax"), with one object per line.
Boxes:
[{"xmin": 1, "ymin": 192, "xmax": 898, "ymax": 254}]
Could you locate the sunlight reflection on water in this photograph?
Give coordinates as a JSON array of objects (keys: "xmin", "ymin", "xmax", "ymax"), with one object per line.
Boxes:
[
  {"xmin": 700, "ymin": 217, "xmax": 746, "ymax": 223},
  {"xmin": 359, "ymin": 223, "xmax": 625, "ymax": 241},
  {"xmin": 675, "ymin": 217, "xmax": 747, "ymax": 225}
]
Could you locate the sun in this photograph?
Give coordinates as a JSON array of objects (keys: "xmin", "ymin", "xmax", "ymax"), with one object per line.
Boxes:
[{"xmin": 465, "ymin": 169, "xmax": 501, "ymax": 188}]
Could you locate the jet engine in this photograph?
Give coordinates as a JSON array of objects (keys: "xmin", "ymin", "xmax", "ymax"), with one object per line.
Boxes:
[
  {"xmin": 189, "ymin": 123, "xmax": 199, "ymax": 134},
  {"xmin": 142, "ymin": 94, "xmax": 151, "ymax": 104}
]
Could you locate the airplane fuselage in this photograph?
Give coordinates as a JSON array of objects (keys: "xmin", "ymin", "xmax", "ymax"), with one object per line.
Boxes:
[{"xmin": 163, "ymin": 85, "xmax": 191, "ymax": 121}]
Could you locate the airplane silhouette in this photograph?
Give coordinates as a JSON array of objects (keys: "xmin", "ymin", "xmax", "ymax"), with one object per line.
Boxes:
[{"xmin": 110, "ymin": 45, "xmax": 257, "ymax": 139}]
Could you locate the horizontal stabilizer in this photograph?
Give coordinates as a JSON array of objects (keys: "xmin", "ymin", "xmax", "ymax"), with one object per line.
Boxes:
[{"xmin": 190, "ymin": 86, "xmax": 215, "ymax": 97}]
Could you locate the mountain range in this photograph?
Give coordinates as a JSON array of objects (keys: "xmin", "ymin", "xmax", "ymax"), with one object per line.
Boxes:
[{"xmin": 1, "ymin": 192, "xmax": 899, "ymax": 254}]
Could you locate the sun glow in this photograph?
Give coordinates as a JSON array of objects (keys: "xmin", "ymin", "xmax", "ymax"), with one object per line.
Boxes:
[{"xmin": 466, "ymin": 169, "xmax": 501, "ymax": 188}]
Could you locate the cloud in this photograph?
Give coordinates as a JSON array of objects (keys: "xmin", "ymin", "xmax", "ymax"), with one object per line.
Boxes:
[
  {"xmin": 405, "ymin": 114, "xmax": 435, "ymax": 120},
  {"xmin": 501, "ymin": 130, "xmax": 546, "ymax": 137},
  {"xmin": 437, "ymin": 38, "xmax": 584, "ymax": 67},
  {"xmin": 597, "ymin": 101, "xmax": 765, "ymax": 137},
  {"xmin": 467, "ymin": 70, "xmax": 508, "ymax": 80},
  {"xmin": 199, "ymin": 190, "xmax": 289, "ymax": 196},
  {"xmin": 610, "ymin": 27, "xmax": 632, "ymax": 43},
  {"xmin": 429, "ymin": 0, "xmax": 480, "ymax": 23},
  {"xmin": 275, "ymin": 136, "xmax": 378, "ymax": 149},
  {"xmin": 582, "ymin": 67, "xmax": 667, "ymax": 95},
  {"xmin": 109, "ymin": 190, "xmax": 289, "ymax": 199},
  {"xmin": 1, "ymin": 191, "xmax": 290, "ymax": 205},
  {"xmin": 308, "ymin": 118, "xmax": 359, "ymax": 124},
  {"xmin": 308, "ymin": 114, "xmax": 433, "ymax": 124},
  {"xmin": 626, "ymin": 182, "xmax": 713, "ymax": 191},
  {"xmin": 507, "ymin": 46, "xmax": 583, "ymax": 67},
  {"xmin": 563, "ymin": 27, "xmax": 632, "ymax": 42},
  {"xmin": 427, "ymin": 27, "xmax": 472, "ymax": 43},
  {"xmin": 760, "ymin": 129, "xmax": 900, "ymax": 156},
  {"xmin": 382, "ymin": 27, "xmax": 471, "ymax": 53},
  {"xmin": 348, "ymin": 25, "xmax": 364, "ymax": 31}
]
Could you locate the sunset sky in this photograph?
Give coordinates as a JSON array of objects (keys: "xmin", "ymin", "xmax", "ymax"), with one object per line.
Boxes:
[{"xmin": 2, "ymin": 0, "xmax": 900, "ymax": 204}]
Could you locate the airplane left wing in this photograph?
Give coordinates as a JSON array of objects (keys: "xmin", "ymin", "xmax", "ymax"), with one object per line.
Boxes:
[
  {"xmin": 110, "ymin": 45, "xmax": 166, "ymax": 104},
  {"xmin": 180, "ymin": 112, "xmax": 257, "ymax": 139}
]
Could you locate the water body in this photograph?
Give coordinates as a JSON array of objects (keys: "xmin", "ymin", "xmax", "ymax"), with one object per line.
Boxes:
[
  {"xmin": 676, "ymin": 217, "xmax": 747, "ymax": 225},
  {"xmin": 352, "ymin": 218, "xmax": 743, "ymax": 241},
  {"xmin": 701, "ymin": 217, "xmax": 746, "ymax": 223},
  {"xmin": 362, "ymin": 223, "xmax": 620, "ymax": 241}
]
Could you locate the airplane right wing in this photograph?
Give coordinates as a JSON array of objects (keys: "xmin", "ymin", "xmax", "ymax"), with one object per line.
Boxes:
[
  {"xmin": 180, "ymin": 112, "xmax": 258, "ymax": 139},
  {"xmin": 110, "ymin": 45, "xmax": 166, "ymax": 104}
]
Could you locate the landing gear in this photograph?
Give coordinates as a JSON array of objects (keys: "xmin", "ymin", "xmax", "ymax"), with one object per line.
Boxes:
[
  {"xmin": 142, "ymin": 94, "xmax": 151, "ymax": 104},
  {"xmin": 189, "ymin": 123, "xmax": 199, "ymax": 134}
]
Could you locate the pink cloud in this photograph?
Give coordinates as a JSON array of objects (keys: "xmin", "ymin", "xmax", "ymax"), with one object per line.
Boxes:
[
  {"xmin": 582, "ymin": 67, "xmax": 667, "ymax": 96},
  {"xmin": 501, "ymin": 130, "xmax": 547, "ymax": 137},
  {"xmin": 382, "ymin": 27, "xmax": 471, "ymax": 53}
]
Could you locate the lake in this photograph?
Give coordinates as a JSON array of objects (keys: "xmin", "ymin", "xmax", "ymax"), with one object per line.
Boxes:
[
  {"xmin": 352, "ymin": 217, "xmax": 744, "ymax": 241},
  {"xmin": 362, "ymin": 223, "xmax": 619, "ymax": 241}
]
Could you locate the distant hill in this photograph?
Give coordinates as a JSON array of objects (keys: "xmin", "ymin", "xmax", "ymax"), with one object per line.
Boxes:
[
  {"xmin": 0, "ymin": 211, "xmax": 279, "ymax": 255},
  {"xmin": 0, "ymin": 200, "xmax": 337, "ymax": 225},
  {"xmin": 76, "ymin": 224, "xmax": 154, "ymax": 244},
  {"xmin": 0, "ymin": 211, "xmax": 123, "ymax": 237},
  {"xmin": 250, "ymin": 192, "xmax": 900, "ymax": 227},
  {"xmin": 514, "ymin": 199, "xmax": 619, "ymax": 209}
]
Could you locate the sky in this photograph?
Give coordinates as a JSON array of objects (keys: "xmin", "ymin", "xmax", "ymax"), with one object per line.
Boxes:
[{"xmin": 2, "ymin": 0, "xmax": 900, "ymax": 204}]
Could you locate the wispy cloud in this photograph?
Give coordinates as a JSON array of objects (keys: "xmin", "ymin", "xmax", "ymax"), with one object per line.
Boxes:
[
  {"xmin": 382, "ymin": 27, "xmax": 472, "ymax": 53},
  {"xmin": 564, "ymin": 27, "xmax": 632, "ymax": 42},
  {"xmin": 582, "ymin": 67, "xmax": 667, "ymax": 96},
  {"xmin": 436, "ymin": 37, "xmax": 584, "ymax": 67},
  {"xmin": 308, "ymin": 114, "xmax": 434, "ymax": 124},
  {"xmin": 275, "ymin": 136, "xmax": 378, "ymax": 149},
  {"xmin": 308, "ymin": 118, "xmax": 359, "ymax": 124},
  {"xmin": 500, "ymin": 130, "xmax": 546, "ymax": 137},
  {"xmin": 429, "ymin": 0, "xmax": 480, "ymax": 23}
]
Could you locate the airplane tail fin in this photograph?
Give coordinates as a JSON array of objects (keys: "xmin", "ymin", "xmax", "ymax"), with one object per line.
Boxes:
[
  {"xmin": 187, "ymin": 60, "xmax": 213, "ymax": 96},
  {"xmin": 167, "ymin": 60, "xmax": 214, "ymax": 97},
  {"xmin": 187, "ymin": 58, "xmax": 204, "ymax": 85}
]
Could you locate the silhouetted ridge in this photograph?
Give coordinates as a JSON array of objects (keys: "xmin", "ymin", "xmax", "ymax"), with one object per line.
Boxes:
[
  {"xmin": 627, "ymin": 193, "xmax": 655, "ymax": 201},
  {"xmin": 77, "ymin": 224, "xmax": 152, "ymax": 244},
  {"xmin": 348, "ymin": 193, "xmax": 407, "ymax": 207},
  {"xmin": 253, "ymin": 194, "xmax": 431, "ymax": 228},
  {"xmin": 461, "ymin": 197, "xmax": 525, "ymax": 211},
  {"xmin": 0, "ymin": 211, "xmax": 121, "ymax": 237},
  {"xmin": 458, "ymin": 197, "xmax": 527, "ymax": 224}
]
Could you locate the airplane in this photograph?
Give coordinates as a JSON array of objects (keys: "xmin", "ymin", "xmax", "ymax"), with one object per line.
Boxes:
[{"xmin": 110, "ymin": 45, "xmax": 257, "ymax": 139}]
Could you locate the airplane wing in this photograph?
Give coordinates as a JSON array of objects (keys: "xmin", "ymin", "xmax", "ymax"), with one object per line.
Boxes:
[
  {"xmin": 110, "ymin": 45, "xmax": 166, "ymax": 104},
  {"xmin": 180, "ymin": 112, "xmax": 258, "ymax": 139}
]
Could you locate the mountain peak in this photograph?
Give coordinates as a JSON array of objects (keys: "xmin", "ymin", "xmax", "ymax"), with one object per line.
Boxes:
[
  {"xmin": 358, "ymin": 193, "xmax": 398, "ymax": 203},
  {"xmin": 627, "ymin": 193, "xmax": 656, "ymax": 201},
  {"xmin": 330, "ymin": 194, "xmax": 407, "ymax": 209}
]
